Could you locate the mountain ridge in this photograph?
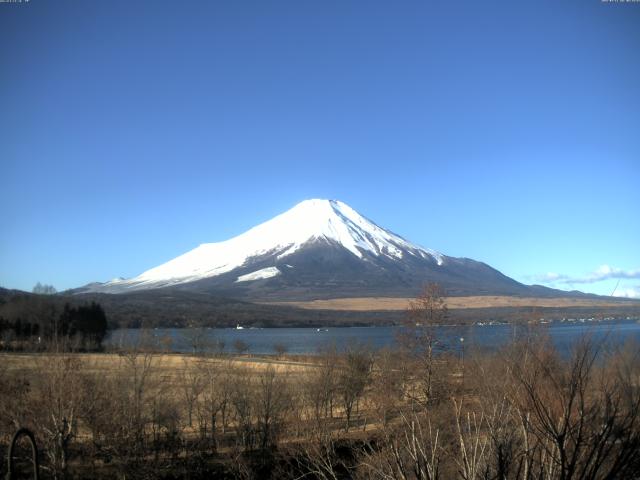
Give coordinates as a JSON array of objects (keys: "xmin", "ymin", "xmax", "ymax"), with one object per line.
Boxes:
[{"xmin": 77, "ymin": 199, "xmax": 590, "ymax": 301}]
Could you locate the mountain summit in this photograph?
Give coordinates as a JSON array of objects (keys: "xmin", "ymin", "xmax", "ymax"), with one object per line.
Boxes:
[{"xmin": 83, "ymin": 199, "xmax": 552, "ymax": 300}]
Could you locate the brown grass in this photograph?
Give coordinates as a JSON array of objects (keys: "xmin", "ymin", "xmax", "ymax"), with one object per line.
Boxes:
[
  {"xmin": 0, "ymin": 352, "xmax": 317, "ymax": 376},
  {"xmin": 263, "ymin": 295, "xmax": 637, "ymax": 311}
]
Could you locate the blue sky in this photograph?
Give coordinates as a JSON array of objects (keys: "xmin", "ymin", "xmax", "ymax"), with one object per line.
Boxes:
[{"xmin": 1, "ymin": 0, "xmax": 639, "ymax": 297}]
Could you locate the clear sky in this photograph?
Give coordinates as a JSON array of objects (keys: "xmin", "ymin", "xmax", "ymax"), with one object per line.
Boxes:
[{"xmin": 1, "ymin": 0, "xmax": 638, "ymax": 297}]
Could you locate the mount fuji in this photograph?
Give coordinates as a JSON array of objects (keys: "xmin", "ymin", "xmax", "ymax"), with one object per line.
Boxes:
[{"xmin": 80, "ymin": 199, "xmax": 560, "ymax": 300}]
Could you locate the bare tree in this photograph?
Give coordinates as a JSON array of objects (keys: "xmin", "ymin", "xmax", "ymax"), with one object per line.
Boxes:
[
  {"xmin": 31, "ymin": 353, "xmax": 85, "ymax": 479},
  {"xmin": 182, "ymin": 327, "xmax": 207, "ymax": 355},
  {"xmin": 115, "ymin": 335, "xmax": 158, "ymax": 464},
  {"xmin": 274, "ymin": 342, "xmax": 288, "ymax": 358},
  {"xmin": 508, "ymin": 335, "xmax": 640, "ymax": 480},
  {"xmin": 290, "ymin": 429, "xmax": 347, "ymax": 480},
  {"xmin": 197, "ymin": 358, "xmax": 233, "ymax": 450},
  {"xmin": 230, "ymin": 367, "xmax": 255, "ymax": 450},
  {"xmin": 370, "ymin": 348, "xmax": 404, "ymax": 427},
  {"xmin": 451, "ymin": 398, "xmax": 488, "ymax": 480},
  {"xmin": 234, "ymin": 339, "xmax": 250, "ymax": 356},
  {"xmin": 254, "ymin": 365, "xmax": 292, "ymax": 449},
  {"xmin": 400, "ymin": 283, "xmax": 448, "ymax": 405},
  {"xmin": 338, "ymin": 343, "xmax": 373, "ymax": 432},
  {"xmin": 180, "ymin": 357, "xmax": 204, "ymax": 427},
  {"xmin": 32, "ymin": 282, "xmax": 57, "ymax": 295},
  {"xmin": 359, "ymin": 409, "xmax": 442, "ymax": 480},
  {"xmin": 303, "ymin": 350, "xmax": 338, "ymax": 429}
]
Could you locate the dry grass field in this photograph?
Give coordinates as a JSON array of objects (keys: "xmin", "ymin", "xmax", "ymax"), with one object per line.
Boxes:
[
  {"xmin": 0, "ymin": 351, "xmax": 317, "ymax": 380},
  {"xmin": 265, "ymin": 295, "xmax": 638, "ymax": 311}
]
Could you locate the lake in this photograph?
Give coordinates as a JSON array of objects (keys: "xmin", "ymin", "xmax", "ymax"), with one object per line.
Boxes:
[{"xmin": 105, "ymin": 319, "xmax": 640, "ymax": 355}]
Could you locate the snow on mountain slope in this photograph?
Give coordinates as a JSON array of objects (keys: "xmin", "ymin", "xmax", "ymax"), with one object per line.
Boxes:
[
  {"xmin": 236, "ymin": 267, "xmax": 281, "ymax": 283},
  {"xmin": 91, "ymin": 199, "xmax": 443, "ymax": 292}
]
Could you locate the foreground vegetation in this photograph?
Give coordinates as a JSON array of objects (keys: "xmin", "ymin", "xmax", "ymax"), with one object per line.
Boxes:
[
  {"xmin": 1, "ymin": 327, "xmax": 639, "ymax": 479},
  {"xmin": 1, "ymin": 285, "xmax": 639, "ymax": 479}
]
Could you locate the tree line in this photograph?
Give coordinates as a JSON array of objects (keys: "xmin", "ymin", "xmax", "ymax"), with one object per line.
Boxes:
[{"xmin": 0, "ymin": 295, "xmax": 108, "ymax": 350}]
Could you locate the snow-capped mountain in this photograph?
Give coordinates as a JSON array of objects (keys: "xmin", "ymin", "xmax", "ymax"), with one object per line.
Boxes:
[{"xmin": 82, "ymin": 199, "xmax": 538, "ymax": 300}]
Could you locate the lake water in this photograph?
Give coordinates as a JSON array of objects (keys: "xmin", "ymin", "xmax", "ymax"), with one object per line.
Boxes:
[{"xmin": 106, "ymin": 320, "xmax": 640, "ymax": 356}]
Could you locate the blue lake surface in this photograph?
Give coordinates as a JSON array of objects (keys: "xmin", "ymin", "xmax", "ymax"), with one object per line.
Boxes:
[{"xmin": 106, "ymin": 320, "xmax": 640, "ymax": 356}]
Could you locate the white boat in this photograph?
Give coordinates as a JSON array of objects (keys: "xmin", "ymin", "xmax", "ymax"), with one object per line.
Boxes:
[{"xmin": 236, "ymin": 324, "xmax": 244, "ymax": 330}]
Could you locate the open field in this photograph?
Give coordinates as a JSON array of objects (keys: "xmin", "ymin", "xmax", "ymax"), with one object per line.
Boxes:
[
  {"xmin": 266, "ymin": 295, "xmax": 640, "ymax": 311},
  {"xmin": 0, "ymin": 352, "xmax": 317, "ymax": 379}
]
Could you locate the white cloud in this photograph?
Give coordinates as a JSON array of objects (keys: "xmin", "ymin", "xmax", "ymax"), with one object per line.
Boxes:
[
  {"xmin": 531, "ymin": 265, "xmax": 640, "ymax": 286},
  {"xmin": 613, "ymin": 286, "xmax": 640, "ymax": 299},
  {"xmin": 530, "ymin": 272, "xmax": 570, "ymax": 283},
  {"xmin": 569, "ymin": 265, "xmax": 640, "ymax": 284}
]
